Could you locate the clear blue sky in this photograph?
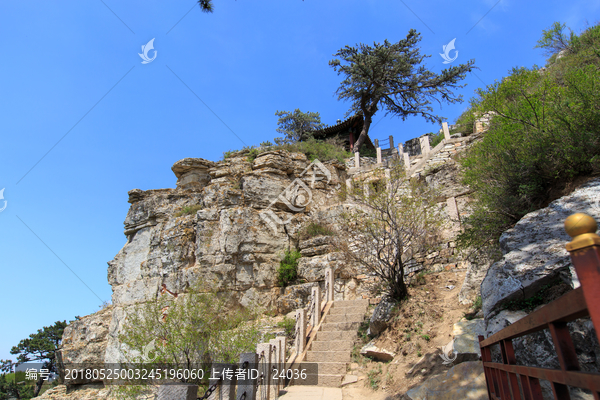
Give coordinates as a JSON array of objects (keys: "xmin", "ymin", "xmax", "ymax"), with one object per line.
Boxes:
[{"xmin": 0, "ymin": 0, "xmax": 597, "ymax": 361}]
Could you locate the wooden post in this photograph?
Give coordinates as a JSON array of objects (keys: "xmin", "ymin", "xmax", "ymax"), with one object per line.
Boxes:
[
  {"xmin": 389, "ymin": 135, "xmax": 394, "ymax": 150},
  {"xmin": 374, "ymin": 138, "xmax": 379, "ymax": 148},
  {"xmin": 157, "ymin": 383, "xmax": 198, "ymax": 400},
  {"xmin": 354, "ymin": 152, "xmax": 360, "ymax": 168},
  {"xmin": 376, "ymin": 147, "xmax": 382, "ymax": 164},
  {"xmin": 398, "ymin": 143, "xmax": 404, "ymax": 158},
  {"xmin": 325, "ymin": 267, "xmax": 334, "ymax": 302},
  {"xmin": 237, "ymin": 353, "xmax": 258, "ymax": 400},
  {"xmin": 442, "ymin": 122, "xmax": 451, "ymax": 141},
  {"xmin": 294, "ymin": 309, "xmax": 307, "ymax": 357},
  {"xmin": 403, "ymin": 152, "xmax": 410, "ymax": 170},
  {"xmin": 311, "ymin": 286, "xmax": 321, "ymax": 327},
  {"xmin": 256, "ymin": 343, "xmax": 272, "ymax": 400}
]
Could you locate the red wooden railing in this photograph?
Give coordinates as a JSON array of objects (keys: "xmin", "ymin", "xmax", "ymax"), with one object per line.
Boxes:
[{"xmin": 478, "ymin": 213, "xmax": 600, "ymax": 400}]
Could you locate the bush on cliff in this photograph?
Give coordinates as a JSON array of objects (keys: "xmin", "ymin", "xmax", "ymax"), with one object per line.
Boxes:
[
  {"xmin": 458, "ymin": 22, "xmax": 600, "ymax": 249},
  {"xmin": 277, "ymin": 249, "xmax": 301, "ymax": 287},
  {"xmin": 223, "ymin": 137, "xmax": 352, "ymax": 163}
]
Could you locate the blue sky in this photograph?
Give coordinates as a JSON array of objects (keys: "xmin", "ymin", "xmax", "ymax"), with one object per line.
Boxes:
[{"xmin": 0, "ymin": 0, "xmax": 598, "ymax": 362}]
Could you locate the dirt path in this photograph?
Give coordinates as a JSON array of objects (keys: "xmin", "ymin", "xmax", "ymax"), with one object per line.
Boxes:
[{"xmin": 344, "ymin": 268, "xmax": 474, "ymax": 398}]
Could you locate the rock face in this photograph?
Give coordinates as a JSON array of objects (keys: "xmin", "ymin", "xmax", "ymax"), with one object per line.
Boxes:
[
  {"xmin": 481, "ymin": 178, "xmax": 600, "ymax": 319},
  {"xmin": 405, "ymin": 361, "xmax": 488, "ymax": 400},
  {"xmin": 103, "ymin": 151, "xmax": 376, "ymax": 363}
]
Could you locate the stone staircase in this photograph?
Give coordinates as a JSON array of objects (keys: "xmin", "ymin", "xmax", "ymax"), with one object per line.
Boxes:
[{"xmin": 305, "ymin": 299, "xmax": 369, "ymax": 387}]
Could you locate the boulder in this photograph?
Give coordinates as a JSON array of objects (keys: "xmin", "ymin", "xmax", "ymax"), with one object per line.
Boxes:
[
  {"xmin": 452, "ymin": 319, "xmax": 485, "ymax": 363},
  {"xmin": 368, "ymin": 297, "xmax": 396, "ymax": 336},
  {"xmin": 360, "ymin": 342, "xmax": 395, "ymax": 361},
  {"xmin": 405, "ymin": 361, "xmax": 487, "ymax": 400}
]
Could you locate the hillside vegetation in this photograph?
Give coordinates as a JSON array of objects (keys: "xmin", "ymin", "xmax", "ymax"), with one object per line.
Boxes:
[{"xmin": 458, "ymin": 22, "xmax": 600, "ymax": 248}]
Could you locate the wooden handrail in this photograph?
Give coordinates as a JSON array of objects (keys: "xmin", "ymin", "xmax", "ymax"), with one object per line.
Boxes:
[{"xmin": 478, "ymin": 213, "xmax": 600, "ymax": 400}]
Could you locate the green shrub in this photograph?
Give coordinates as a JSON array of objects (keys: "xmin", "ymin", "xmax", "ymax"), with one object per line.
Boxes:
[
  {"xmin": 277, "ymin": 317, "xmax": 296, "ymax": 339},
  {"xmin": 175, "ymin": 204, "xmax": 203, "ymax": 217},
  {"xmin": 429, "ymin": 131, "xmax": 444, "ymax": 148},
  {"xmin": 367, "ymin": 365, "xmax": 382, "ymax": 389},
  {"xmin": 458, "ymin": 23, "xmax": 600, "ymax": 249},
  {"xmin": 277, "ymin": 250, "xmax": 301, "ymax": 287}
]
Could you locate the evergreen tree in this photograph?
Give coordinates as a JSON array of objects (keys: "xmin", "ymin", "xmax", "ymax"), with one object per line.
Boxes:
[{"xmin": 329, "ymin": 30, "xmax": 475, "ymax": 152}]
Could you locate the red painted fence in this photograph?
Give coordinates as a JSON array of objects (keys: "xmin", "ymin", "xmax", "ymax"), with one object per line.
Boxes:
[{"xmin": 478, "ymin": 213, "xmax": 600, "ymax": 400}]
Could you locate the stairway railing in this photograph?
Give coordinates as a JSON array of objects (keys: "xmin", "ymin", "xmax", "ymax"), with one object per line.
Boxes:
[{"xmin": 478, "ymin": 213, "xmax": 600, "ymax": 400}]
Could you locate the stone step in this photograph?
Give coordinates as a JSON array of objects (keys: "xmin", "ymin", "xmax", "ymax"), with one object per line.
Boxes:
[
  {"xmin": 314, "ymin": 362, "xmax": 347, "ymax": 375},
  {"xmin": 320, "ymin": 321, "xmax": 360, "ymax": 332},
  {"xmin": 329, "ymin": 306, "xmax": 367, "ymax": 315},
  {"xmin": 313, "ymin": 374, "xmax": 343, "ymax": 387},
  {"xmin": 310, "ymin": 340, "xmax": 354, "ymax": 352},
  {"xmin": 332, "ymin": 299, "xmax": 368, "ymax": 309},
  {"xmin": 306, "ymin": 351, "xmax": 351, "ymax": 363},
  {"xmin": 324, "ymin": 313, "xmax": 364, "ymax": 324},
  {"xmin": 315, "ymin": 330, "xmax": 357, "ymax": 342}
]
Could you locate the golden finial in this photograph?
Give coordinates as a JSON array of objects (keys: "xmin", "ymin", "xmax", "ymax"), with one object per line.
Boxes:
[{"xmin": 565, "ymin": 213, "xmax": 600, "ymax": 252}]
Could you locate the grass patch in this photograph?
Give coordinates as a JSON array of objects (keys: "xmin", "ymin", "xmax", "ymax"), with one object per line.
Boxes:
[
  {"xmin": 223, "ymin": 137, "xmax": 352, "ymax": 163},
  {"xmin": 367, "ymin": 364, "xmax": 382, "ymax": 390},
  {"xmin": 277, "ymin": 317, "xmax": 296, "ymax": 339},
  {"xmin": 299, "ymin": 222, "xmax": 335, "ymax": 240},
  {"xmin": 464, "ymin": 296, "xmax": 482, "ymax": 320},
  {"xmin": 502, "ymin": 280, "xmax": 566, "ymax": 312},
  {"xmin": 175, "ymin": 204, "xmax": 203, "ymax": 217}
]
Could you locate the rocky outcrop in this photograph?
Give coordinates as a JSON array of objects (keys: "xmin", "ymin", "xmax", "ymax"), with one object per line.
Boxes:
[
  {"xmin": 101, "ymin": 151, "xmax": 377, "ymax": 363},
  {"xmin": 171, "ymin": 157, "xmax": 215, "ymax": 190}
]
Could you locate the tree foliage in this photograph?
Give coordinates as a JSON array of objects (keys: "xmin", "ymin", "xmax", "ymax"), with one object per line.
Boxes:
[
  {"xmin": 338, "ymin": 162, "xmax": 441, "ymax": 300},
  {"xmin": 197, "ymin": 0, "xmax": 214, "ymax": 13},
  {"xmin": 329, "ymin": 31, "xmax": 475, "ymax": 152},
  {"xmin": 459, "ymin": 22, "xmax": 600, "ymax": 249},
  {"xmin": 274, "ymin": 109, "xmax": 325, "ymax": 144},
  {"xmin": 535, "ymin": 22, "xmax": 575, "ymax": 57},
  {"xmin": 8, "ymin": 321, "xmax": 66, "ymax": 397},
  {"xmin": 118, "ymin": 285, "xmax": 262, "ymax": 387}
]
